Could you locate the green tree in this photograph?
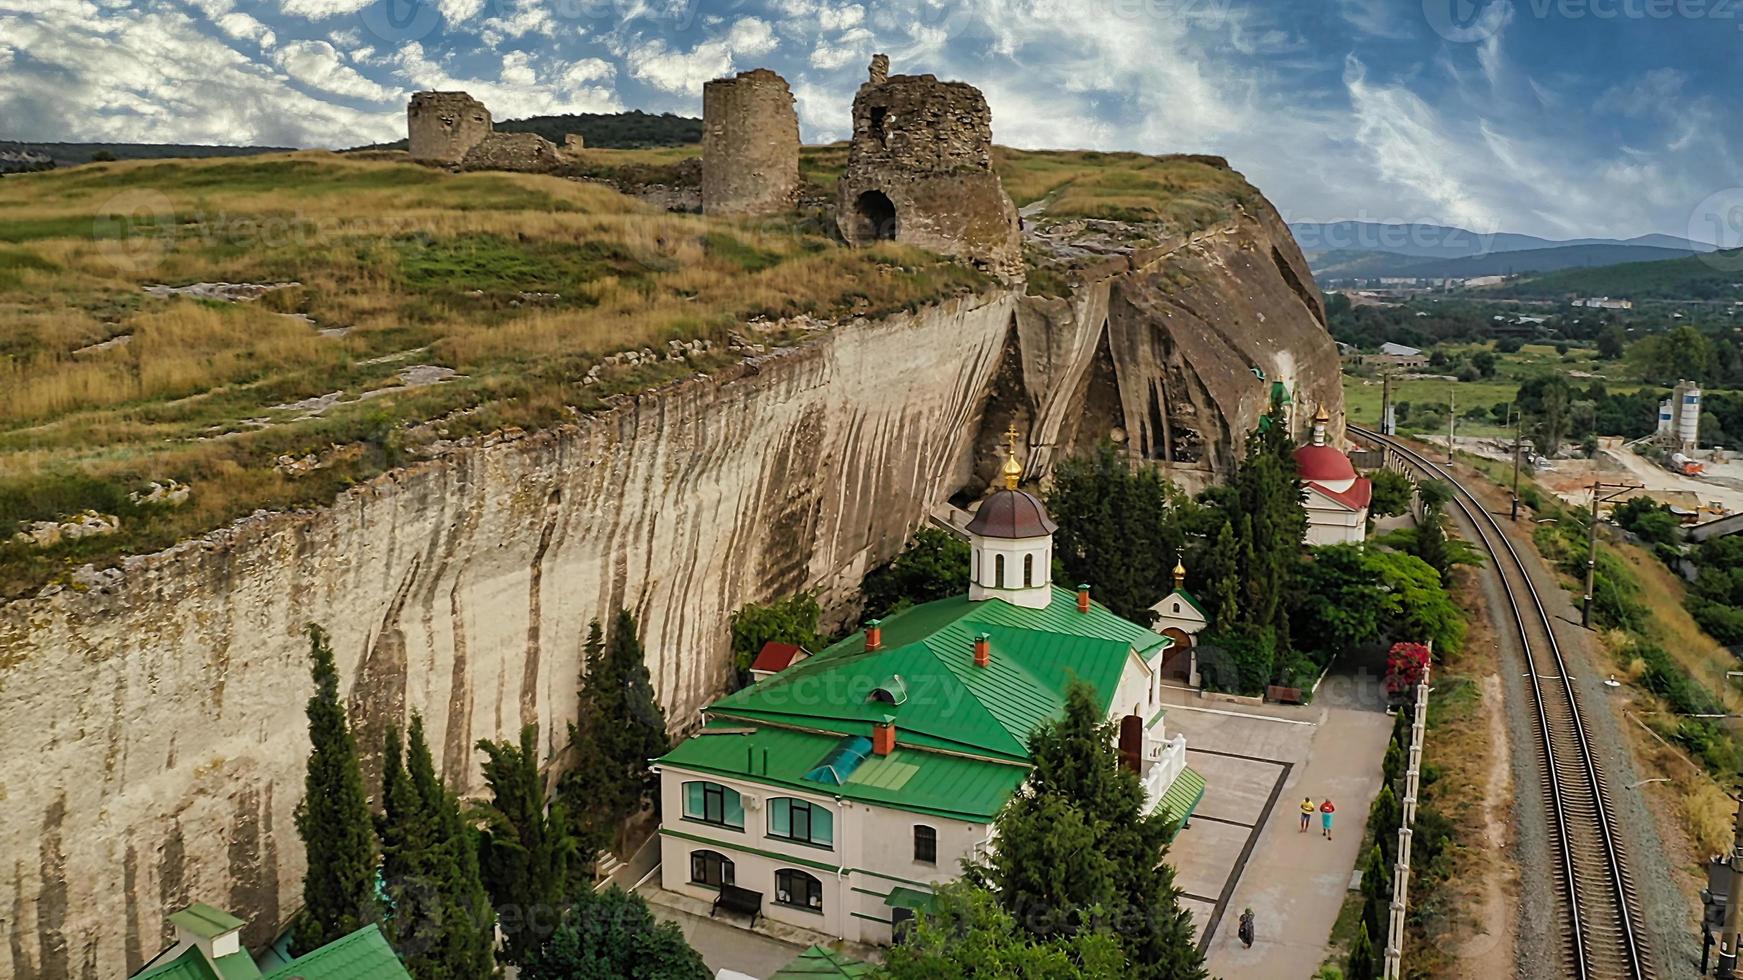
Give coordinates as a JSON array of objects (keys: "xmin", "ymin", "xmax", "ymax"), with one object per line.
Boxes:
[
  {"xmin": 1197, "ymin": 624, "xmax": 1277, "ymax": 696},
  {"xmin": 292, "ymin": 624, "xmax": 380, "ymax": 954},
  {"xmin": 1629, "ymin": 324, "xmax": 1715, "ymax": 385},
  {"xmin": 406, "ymin": 716, "xmax": 498, "ymax": 979},
  {"xmin": 1597, "ymin": 325, "xmax": 1626, "ymax": 360},
  {"xmin": 882, "ymin": 882, "xmax": 1127, "ymax": 979},
  {"xmin": 1195, "ymin": 518, "xmax": 1242, "ymax": 629},
  {"xmin": 861, "ymin": 527, "xmax": 971, "ymax": 615},
  {"xmin": 559, "ymin": 612, "xmax": 669, "ymax": 866},
  {"xmin": 1212, "ymin": 397, "xmax": 1308, "ymax": 649},
  {"xmin": 477, "ymin": 725, "xmax": 578, "ymax": 964},
  {"xmin": 1360, "ymin": 845, "xmax": 1392, "ymax": 963},
  {"xmin": 1046, "ymin": 442, "xmax": 1192, "ymax": 622},
  {"xmin": 1369, "ymin": 549, "xmax": 1466, "ymax": 654},
  {"xmin": 980, "ymin": 683, "xmax": 1206, "ymax": 979},
  {"xmin": 1413, "ymin": 507, "xmax": 1452, "ymax": 580},
  {"xmin": 520, "ymin": 886, "xmax": 708, "ymax": 980},
  {"xmin": 1291, "ymin": 544, "xmax": 1395, "ymax": 660},
  {"xmin": 1367, "ymin": 468, "xmax": 1414, "ymax": 521},
  {"xmin": 1470, "ymin": 350, "xmax": 1497, "ymax": 377},
  {"xmin": 727, "ymin": 593, "xmax": 820, "ymax": 683},
  {"xmin": 379, "ymin": 723, "xmax": 438, "ymax": 967}
]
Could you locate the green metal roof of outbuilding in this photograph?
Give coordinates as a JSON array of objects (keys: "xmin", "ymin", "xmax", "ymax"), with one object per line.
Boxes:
[{"xmin": 261, "ymin": 925, "xmax": 408, "ymax": 980}]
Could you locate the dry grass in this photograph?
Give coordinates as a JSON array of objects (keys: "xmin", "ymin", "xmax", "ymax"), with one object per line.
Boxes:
[{"xmin": 0, "ymin": 152, "xmax": 984, "ymax": 595}]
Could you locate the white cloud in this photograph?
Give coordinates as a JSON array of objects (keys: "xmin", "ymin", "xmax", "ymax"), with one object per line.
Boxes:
[
  {"xmin": 561, "ymin": 57, "xmax": 615, "ymax": 87},
  {"xmin": 276, "ymin": 39, "xmax": 397, "ymax": 101},
  {"xmin": 726, "ymin": 17, "xmax": 778, "ymax": 56},
  {"xmin": 0, "ymin": 4, "xmax": 401, "ymax": 146},
  {"xmin": 278, "ymin": 0, "xmax": 373, "ymax": 19},
  {"xmin": 627, "ymin": 38, "xmax": 733, "ymax": 95},
  {"xmin": 500, "ymin": 49, "xmax": 537, "ymax": 86},
  {"xmin": 391, "ymin": 41, "xmax": 621, "ymax": 119},
  {"xmin": 215, "ymin": 11, "xmax": 275, "ymax": 48},
  {"xmin": 440, "ymin": 0, "xmax": 488, "ymax": 26}
]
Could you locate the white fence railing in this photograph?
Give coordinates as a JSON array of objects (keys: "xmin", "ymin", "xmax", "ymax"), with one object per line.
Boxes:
[{"xmin": 1382, "ymin": 669, "xmax": 1430, "ymax": 979}]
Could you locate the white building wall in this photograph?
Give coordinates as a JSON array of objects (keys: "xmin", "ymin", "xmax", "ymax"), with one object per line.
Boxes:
[
  {"xmin": 969, "ymin": 533, "xmax": 1053, "ymax": 608},
  {"xmin": 1303, "ymin": 495, "xmax": 1366, "ymax": 545},
  {"xmin": 656, "ymin": 764, "xmax": 990, "ymax": 945}
]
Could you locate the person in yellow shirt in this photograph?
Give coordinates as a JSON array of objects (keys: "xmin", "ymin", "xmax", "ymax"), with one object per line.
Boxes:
[{"xmin": 1299, "ymin": 797, "xmax": 1314, "ymax": 833}]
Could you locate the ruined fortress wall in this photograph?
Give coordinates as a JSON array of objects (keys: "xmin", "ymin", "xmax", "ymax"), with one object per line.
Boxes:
[
  {"xmin": 0, "ymin": 294, "xmax": 1016, "ymax": 980},
  {"xmin": 836, "ymin": 72, "xmax": 1022, "ymax": 281},
  {"xmin": 701, "ymin": 70, "xmax": 800, "ymax": 216},
  {"xmin": 407, "ymin": 92, "xmax": 492, "ymax": 165}
]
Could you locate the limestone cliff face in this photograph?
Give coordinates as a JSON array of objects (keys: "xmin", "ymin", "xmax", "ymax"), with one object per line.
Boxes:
[{"xmin": 0, "ymin": 204, "xmax": 1339, "ymax": 979}]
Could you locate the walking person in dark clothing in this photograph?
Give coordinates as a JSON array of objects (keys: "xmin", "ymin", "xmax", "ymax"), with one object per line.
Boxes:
[{"xmin": 1239, "ymin": 908, "xmax": 1255, "ymax": 948}]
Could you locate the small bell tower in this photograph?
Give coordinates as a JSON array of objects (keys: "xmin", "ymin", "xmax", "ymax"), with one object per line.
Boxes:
[{"xmin": 966, "ymin": 426, "xmax": 1057, "ymax": 609}]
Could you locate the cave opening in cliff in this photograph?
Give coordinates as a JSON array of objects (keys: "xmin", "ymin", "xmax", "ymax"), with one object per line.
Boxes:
[{"xmin": 851, "ymin": 190, "xmax": 898, "ymax": 242}]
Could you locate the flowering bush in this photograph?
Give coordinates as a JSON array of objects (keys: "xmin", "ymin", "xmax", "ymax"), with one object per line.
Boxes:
[{"xmin": 1385, "ymin": 641, "xmax": 1431, "ymax": 697}]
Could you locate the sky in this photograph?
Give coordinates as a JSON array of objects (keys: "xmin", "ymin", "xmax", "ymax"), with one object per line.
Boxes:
[{"xmin": 1, "ymin": 0, "xmax": 1738, "ymax": 243}]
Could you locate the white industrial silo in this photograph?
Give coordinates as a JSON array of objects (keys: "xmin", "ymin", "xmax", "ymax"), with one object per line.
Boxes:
[
  {"xmin": 1658, "ymin": 398, "xmax": 1675, "ymax": 438},
  {"xmin": 1677, "ymin": 380, "xmax": 1701, "ymax": 452}
]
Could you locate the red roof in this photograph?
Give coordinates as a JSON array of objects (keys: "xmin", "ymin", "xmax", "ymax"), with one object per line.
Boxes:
[
  {"xmin": 1306, "ymin": 475, "xmax": 1373, "ymax": 512},
  {"xmin": 1294, "ymin": 444, "xmax": 1357, "ymax": 483},
  {"xmin": 751, "ymin": 641, "xmax": 807, "ymax": 673}
]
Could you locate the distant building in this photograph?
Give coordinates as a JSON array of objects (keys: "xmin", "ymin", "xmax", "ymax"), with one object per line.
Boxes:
[
  {"xmin": 1573, "ymin": 296, "xmax": 1633, "ymax": 310},
  {"xmin": 1295, "ymin": 408, "xmax": 1371, "ymax": 546},
  {"xmin": 1462, "ymin": 275, "xmax": 1507, "ymax": 288},
  {"xmin": 1378, "ymin": 342, "xmax": 1421, "ymax": 356},
  {"xmin": 134, "ymin": 903, "xmax": 409, "ymax": 980}
]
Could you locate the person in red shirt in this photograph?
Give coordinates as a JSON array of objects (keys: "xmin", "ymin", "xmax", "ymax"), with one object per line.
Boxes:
[{"xmin": 1319, "ymin": 798, "xmax": 1336, "ymax": 839}]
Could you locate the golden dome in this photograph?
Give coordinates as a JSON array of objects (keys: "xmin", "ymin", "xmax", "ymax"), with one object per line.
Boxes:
[
  {"xmin": 1001, "ymin": 423, "xmax": 1023, "ymax": 490},
  {"xmin": 1314, "ymin": 405, "xmax": 1330, "ymax": 424}
]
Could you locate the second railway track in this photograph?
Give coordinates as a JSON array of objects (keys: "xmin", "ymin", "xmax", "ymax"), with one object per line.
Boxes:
[{"xmin": 1353, "ymin": 426, "xmax": 1651, "ymax": 980}]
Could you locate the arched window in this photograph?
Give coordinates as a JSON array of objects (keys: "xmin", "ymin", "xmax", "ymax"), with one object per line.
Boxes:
[
  {"xmin": 913, "ymin": 825, "xmax": 937, "ymax": 864},
  {"xmin": 775, "ymin": 868, "xmax": 824, "ymax": 912},
  {"xmin": 768, "ymin": 797, "xmax": 834, "ymax": 847},
  {"xmin": 995, "ymin": 554, "xmax": 1005, "ymax": 589},
  {"xmin": 689, "ymin": 850, "xmax": 734, "ymax": 889},
  {"xmin": 1172, "ymin": 602, "xmax": 1181, "ymax": 614},
  {"xmin": 1023, "ymin": 553, "xmax": 1034, "ymax": 587},
  {"xmin": 973, "ymin": 549, "xmax": 980, "ymax": 582},
  {"xmin": 682, "ymin": 781, "xmax": 744, "ymax": 830}
]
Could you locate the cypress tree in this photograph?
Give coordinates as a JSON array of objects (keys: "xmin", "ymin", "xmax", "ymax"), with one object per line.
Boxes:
[
  {"xmin": 559, "ymin": 620, "xmax": 618, "ymax": 867},
  {"xmin": 1361, "ymin": 844, "xmax": 1393, "ymax": 959},
  {"xmin": 292, "ymin": 624, "xmax": 379, "ymax": 954},
  {"xmin": 1199, "ymin": 518, "xmax": 1242, "ymax": 629},
  {"xmin": 378, "ymin": 722, "xmax": 439, "ymax": 969},
  {"xmin": 603, "ymin": 608, "xmax": 670, "ymax": 813},
  {"xmin": 1347, "ymin": 922, "xmax": 1378, "ymax": 980},
  {"xmin": 406, "ymin": 715, "xmax": 498, "ymax": 979},
  {"xmin": 477, "ymin": 724, "xmax": 577, "ymax": 965}
]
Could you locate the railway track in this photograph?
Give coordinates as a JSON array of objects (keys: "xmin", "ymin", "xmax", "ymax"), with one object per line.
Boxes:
[{"xmin": 1352, "ymin": 426, "xmax": 1651, "ymax": 980}]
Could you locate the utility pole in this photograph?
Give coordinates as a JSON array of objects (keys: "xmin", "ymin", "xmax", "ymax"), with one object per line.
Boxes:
[
  {"xmin": 1447, "ymin": 384, "xmax": 1456, "ymax": 464},
  {"xmin": 1381, "ymin": 373, "xmax": 1393, "ymax": 436},
  {"xmin": 1511, "ymin": 405, "xmax": 1523, "ymax": 522},
  {"xmin": 1583, "ymin": 480, "xmax": 1644, "ymax": 629},
  {"xmin": 1718, "ymin": 781, "xmax": 1743, "ymax": 978}
]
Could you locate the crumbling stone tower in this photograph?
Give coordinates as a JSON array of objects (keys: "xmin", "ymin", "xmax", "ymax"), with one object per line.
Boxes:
[
  {"xmin": 408, "ymin": 92, "xmax": 492, "ymax": 165},
  {"xmin": 835, "ymin": 56, "xmax": 1023, "ymax": 281},
  {"xmin": 701, "ymin": 69, "xmax": 801, "ymax": 216}
]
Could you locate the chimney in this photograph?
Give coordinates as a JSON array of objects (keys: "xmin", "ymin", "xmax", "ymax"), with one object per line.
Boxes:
[
  {"xmin": 1076, "ymin": 584, "xmax": 1091, "ymax": 613},
  {"xmin": 865, "ymin": 619, "xmax": 883, "ymax": 652},
  {"xmin": 168, "ymin": 904, "xmax": 246, "ymax": 968},
  {"xmin": 973, "ymin": 633, "xmax": 990, "ymax": 668},
  {"xmin": 872, "ymin": 717, "xmax": 896, "ymax": 756}
]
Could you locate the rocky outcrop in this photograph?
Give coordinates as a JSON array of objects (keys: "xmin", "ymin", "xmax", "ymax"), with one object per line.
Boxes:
[{"xmin": 0, "ymin": 191, "xmax": 1339, "ymax": 977}]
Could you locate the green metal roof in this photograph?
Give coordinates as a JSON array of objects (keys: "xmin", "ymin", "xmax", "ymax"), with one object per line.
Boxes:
[
  {"xmin": 769, "ymin": 945, "xmax": 876, "ymax": 978},
  {"xmin": 1155, "ymin": 766, "xmax": 1206, "ymax": 838},
  {"xmin": 262, "ymin": 926, "xmax": 409, "ymax": 980},
  {"xmin": 659, "ymin": 722, "xmax": 1029, "ymax": 822},
  {"xmin": 137, "ymin": 947, "xmax": 222, "ymax": 980},
  {"xmin": 1163, "ymin": 588, "xmax": 1209, "ymax": 620},
  {"xmin": 705, "ymin": 588, "xmax": 1165, "ymax": 761},
  {"xmin": 882, "ymin": 886, "xmax": 937, "ymax": 912},
  {"xmin": 168, "ymin": 905, "xmax": 246, "ymax": 940}
]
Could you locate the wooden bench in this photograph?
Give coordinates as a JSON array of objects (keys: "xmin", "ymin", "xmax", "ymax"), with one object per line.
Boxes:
[
  {"xmin": 1266, "ymin": 684, "xmax": 1303, "ymax": 705},
  {"xmin": 710, "ymin": 883, "xmax": 762, "ymax": 927}
]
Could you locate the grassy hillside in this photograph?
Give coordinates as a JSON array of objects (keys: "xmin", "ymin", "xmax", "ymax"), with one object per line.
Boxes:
[
  {"xmin": 0, "ymin": 140, "xmax": 292, "ymax": 167},
  {"xmin": 0, "ymin": 152, "xmax": 983, "ymax": 596},
  {"xmin": 1494, "ymin": 250, "xmax": 1743, "ymax": 300}
]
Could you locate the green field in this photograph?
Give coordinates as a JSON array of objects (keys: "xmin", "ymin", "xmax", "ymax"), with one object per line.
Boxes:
[{"xmin": 1342, "ymin": 343, "xmax": 1641, "ymax": 437}]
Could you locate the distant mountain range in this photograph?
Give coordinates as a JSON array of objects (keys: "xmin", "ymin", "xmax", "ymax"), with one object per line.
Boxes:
[
  {"xmin": 1495, "ymin": 250, "xmax": 1743, "ymax": 301},
  {"xmin": 1292, "ymin": 220, "xmax": 1715, "ymax": 281},
  {"xmin": 0, "ymin": 139, "xmax": 290, "ymax": 167}
]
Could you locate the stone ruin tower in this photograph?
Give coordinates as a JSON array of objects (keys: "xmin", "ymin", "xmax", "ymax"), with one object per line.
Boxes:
[
  {"xmin": 701, "ymin": 69, "xmax": 801, "ymax": 216},
  {"xmin": 835, "ymin": 56, "xmax": 1023, "ymax": 281},
  {"xmin": 407, "ymin": 91, "xmax": 492, "ymax": 165}
]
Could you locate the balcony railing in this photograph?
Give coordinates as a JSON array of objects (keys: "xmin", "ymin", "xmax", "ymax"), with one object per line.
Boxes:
[{"xmin": 1141, "ymin": 733, "xmax": 1188, "ymax": 812}]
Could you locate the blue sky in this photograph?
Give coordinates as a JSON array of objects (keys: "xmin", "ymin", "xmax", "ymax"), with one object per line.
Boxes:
[{"xmin": 1, "ymin": 0, "xmax": 1737, "ymax": 242}]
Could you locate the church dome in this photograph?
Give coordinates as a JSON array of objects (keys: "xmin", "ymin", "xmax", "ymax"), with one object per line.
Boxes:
[
  {"xmin": 1294, "ymin": 444, "xmax": 1357, "ymax": 484},
  {"xmin": 965, "ymin": 488, "xmax": 1058, "ymax": 539}
]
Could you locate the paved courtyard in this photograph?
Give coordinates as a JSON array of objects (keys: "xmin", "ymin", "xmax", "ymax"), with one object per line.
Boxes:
[
  {"xmin": 645, "ymin": 900, "xmax": 812, "ymax": 978},
  {"xmin": 1159, "ymin": 682, "xmax": 1393, "ymax": 978}
]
